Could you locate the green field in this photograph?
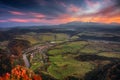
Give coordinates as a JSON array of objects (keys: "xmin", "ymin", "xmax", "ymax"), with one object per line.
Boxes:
[
  {"xmin": 47, "ymin": 41, "xmax": 96, "ymax": 79},
  {"xmin": 48, "ymin": 41, "xmax": 88, "ymax": 55},
  {"xmin": 97, "ymin": 52, "xmax": 120, "ymax": 58},
  {"xmin": 48, "ymin": 55, "xmax": 94, "ymax": 79},
  {"xmin": 15, "ymin": 32, "xmax": 70, "ymax": 45},
  {"xmin": 46, "ymin": 41, "xmax": 120, "ymax": 79}
]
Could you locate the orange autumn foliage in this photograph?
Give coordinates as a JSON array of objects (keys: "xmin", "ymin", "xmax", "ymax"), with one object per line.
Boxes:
[
  {"xmin": 0, "ymin": 65, "xmax": 42, "ymax": 80},
  {"xmin": 0, "ymin": 73, "xmax": 10, "ymax": 80}
]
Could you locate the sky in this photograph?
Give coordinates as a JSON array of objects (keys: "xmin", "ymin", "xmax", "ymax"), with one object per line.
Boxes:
[{"xmin": 0, "ymin": 0, "xmax": 120, "ymax": 27}]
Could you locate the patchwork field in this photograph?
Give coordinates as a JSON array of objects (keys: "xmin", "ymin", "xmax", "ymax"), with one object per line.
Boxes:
[{"xmin": 45, "ymin": 41, "xmax": 120, "ymax": 79}]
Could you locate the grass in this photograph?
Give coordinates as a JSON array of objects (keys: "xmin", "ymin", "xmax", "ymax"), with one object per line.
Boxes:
[
  {"xmin": 48, "ymin": 41, "xmax": 88, "ymax": 56},
  {"xmin": 48, "ymin": 49, "xmax": 64, "ymax": 55},
  {"xmin": 48, "ymin": 55, "xmax": 94, "ymax": 79},
  {"xmin": 55, "ymin": 33, "xmax": 69, "ymax": 41},
  {"xmin": 15, "ymin": 35, "xmax": 39, "ymax": 44},
  {"xmin": 41, "ymin": 35, "xmax": 54, "ymax": 41},
  {"xmin": 97, "ymin": 52, "xmax": 120, "ymax": 58},
  {"xmin": 47, "ymin": 41, "xmax": 97, "ymax": 79},
  {"xmin": 30, "ymin": 62, "xmax": 43, "ymax": 71},
  {"xmin": 80, "ymin": 48, "xmax": 98, "ymax": 54},
  {"xmin": 49, "ymin": 55, "xmax": 64, "ymax": 62}
]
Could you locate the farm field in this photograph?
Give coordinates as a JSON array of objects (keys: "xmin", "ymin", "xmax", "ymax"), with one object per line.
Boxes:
[
  {"xmin": 0, "ymin": 26, "xmax": 120, "ymax": 80},
  {"xmin": 45, "ymin": 41, "xmax": 120, "ymax": 79}
]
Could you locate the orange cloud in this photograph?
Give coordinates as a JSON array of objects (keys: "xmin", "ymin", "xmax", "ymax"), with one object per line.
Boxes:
[
  {"xmin": 76, "ymin": 16, "xmax": 120, "ymax": 24},
  {"xmin": 55, "ymin": 12, "xmax": 120, "ymax": 24},
  {"xmin": 46, "ymin": 14, "xmax": 120, "ymax": 24},
  {"xmin": 5, "ymin": 11, "xmax": 120, "ymax": 24},
  {"xmin": 100, "ymin": 16, "xmax": 120, "ymax": 23}
]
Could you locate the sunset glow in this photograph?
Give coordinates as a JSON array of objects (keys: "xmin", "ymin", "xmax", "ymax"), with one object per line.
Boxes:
[{"xmin": 0, "ymin": 0, "xmax": 120, "ymax": 27}]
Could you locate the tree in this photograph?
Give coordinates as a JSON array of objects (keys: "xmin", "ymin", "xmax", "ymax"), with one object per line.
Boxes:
[
  {"xmin": 8, "ymin": 39, "xmax": 31, "ymax": 56},
  {"xmin": 0, "ymin": 65, "xmax": 42, "ymax": 80},
  {"xmin": 8, "ymin": 39, "xmax": 31, "ymax": 67}
]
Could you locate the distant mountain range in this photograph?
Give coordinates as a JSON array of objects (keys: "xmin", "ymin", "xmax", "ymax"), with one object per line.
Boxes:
[
  {"xmin": 57, "ymin": 21, "xmax": 120, "ymax": 28},
  {"xmin": 0, "ymin": 21, "xmax": 120, "ymax": 30}
]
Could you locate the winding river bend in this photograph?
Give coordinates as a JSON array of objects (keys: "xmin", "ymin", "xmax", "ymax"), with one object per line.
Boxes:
[
  {"xmin": 22, "ymin": 54, "xmax": 30, "ymax": 68},
  {"xmin": 22, "ymin": 43, "xmax": 55, "ymax": 68}
]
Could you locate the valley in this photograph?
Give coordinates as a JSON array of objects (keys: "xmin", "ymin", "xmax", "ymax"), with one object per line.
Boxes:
[
  {"xmin": 0, "ymin": 0, "xmax": 120, "ymax": 80},
  {"xmin": 0, "ymin": 25, "xmax": 120, "ymax": 80}
]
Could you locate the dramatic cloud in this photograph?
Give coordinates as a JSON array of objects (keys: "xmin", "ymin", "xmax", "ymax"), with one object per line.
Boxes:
[
  {"xmin": 0, "ymin": 0, "xmax": 120, "ymax": 27},
  {"xmin": 8, "ymin": 11, "xmax": 25, "ymax": 15}
]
